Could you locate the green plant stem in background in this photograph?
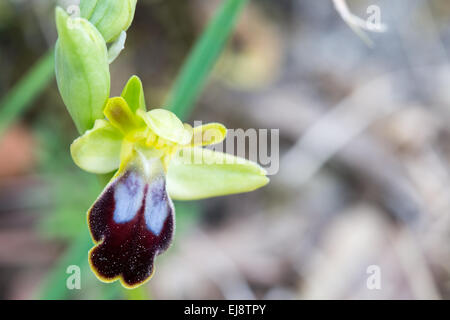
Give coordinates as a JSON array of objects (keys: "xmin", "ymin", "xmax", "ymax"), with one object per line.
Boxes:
[
  {"xmin": 123, "ymin": 284, "xmax": 152, "ymax": 300},
  {"xmin": 166, "ymin": 0, "xmax": 248, "ymax": 119},
  {"xmin": 38, "ymin": 0, "xmax": 248, "ymax": 300},
  {"xmin": 0, "ymin": 50, "xmax": 55, "ymax": 136}
]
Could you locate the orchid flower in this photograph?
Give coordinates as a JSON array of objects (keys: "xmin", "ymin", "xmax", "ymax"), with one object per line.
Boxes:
[
  {"xmin": 55, "ymin": 1, "xmax": 267, "ymax": 289},
  {"xmin": 70, "ymin": 76, "xmax": 269, "ymax": 288}
]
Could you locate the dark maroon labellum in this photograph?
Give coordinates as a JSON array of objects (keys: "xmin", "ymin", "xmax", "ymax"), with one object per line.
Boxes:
[{"xmin": 88, "ymin": 166, "xmax": 174, "ymax": 288}]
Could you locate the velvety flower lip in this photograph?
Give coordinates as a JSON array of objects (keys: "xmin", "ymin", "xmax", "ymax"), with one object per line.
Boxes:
[{"xmin": 88, "ymin": 154, "xmax": 174, "ymax": 288}]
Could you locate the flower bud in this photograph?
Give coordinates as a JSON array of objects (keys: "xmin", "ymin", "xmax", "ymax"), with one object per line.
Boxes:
[
  {"xmin": 55, "ymin": 7, "xmax": 110, "ymax": 134},
  {"xmin": 80, "ymin": 0, "xmax": 137, "ymax": 43}
]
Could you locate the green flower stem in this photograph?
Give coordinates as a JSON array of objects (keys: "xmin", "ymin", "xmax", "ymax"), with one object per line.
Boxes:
[
  {"xmin": 123, "ymin": 285, "xmax": 152, "ymax": 300},
  {"xmin": 166, "ymin": 0, "xmax": 248, "ymax": 119},
  {"xmin": 0, "ymin": 50, "xmax": 55, "ymax": 137}
]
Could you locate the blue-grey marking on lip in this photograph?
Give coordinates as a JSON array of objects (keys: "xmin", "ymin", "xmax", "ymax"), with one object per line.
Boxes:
[
  {"xmin": 113, "ymin": 171, "xmax": 145, "ymax": 223},
  {"xmin": 144, "ymin": 176, "xmax": 169, "ymax": 236}
]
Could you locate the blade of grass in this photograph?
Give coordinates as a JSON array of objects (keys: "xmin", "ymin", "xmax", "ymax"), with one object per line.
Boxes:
[
  {"xmin": 166, "ymin": 0, "xmax": 248, "ymax": 119},
  {"xmin": 0, "ymin": 50, "xmax": 55, "ymax": 136}
]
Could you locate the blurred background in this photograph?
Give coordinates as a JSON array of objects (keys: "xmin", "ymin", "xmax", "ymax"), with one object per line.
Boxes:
[{"xmin": 0, "ymin": 0, "xmax": 449, "ymax": 299}]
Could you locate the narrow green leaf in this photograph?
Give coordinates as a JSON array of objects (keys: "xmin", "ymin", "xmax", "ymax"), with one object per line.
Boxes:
[
  {"xmin": 0, "ymin": 50, "xmax": 55, "ymax": 136},
  {"xmin": 166, "ymin": 0, "xmax": 248, "ymax": 119}
]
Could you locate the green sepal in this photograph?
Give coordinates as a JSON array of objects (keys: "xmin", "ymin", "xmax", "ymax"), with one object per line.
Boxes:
[{"xmin": 167, "ymin": 147, "xmax": 269, "ymax": 200}]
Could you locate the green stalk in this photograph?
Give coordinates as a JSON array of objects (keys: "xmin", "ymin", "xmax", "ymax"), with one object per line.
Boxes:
[{"xmin": 166, "ymin": 0, "xmax": 248, "ymax": 119}]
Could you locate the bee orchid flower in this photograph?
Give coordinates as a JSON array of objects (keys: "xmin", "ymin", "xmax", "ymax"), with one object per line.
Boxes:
[{"xmin": 70, "ymin": 76, "xmax": 269, "ymax": 288}]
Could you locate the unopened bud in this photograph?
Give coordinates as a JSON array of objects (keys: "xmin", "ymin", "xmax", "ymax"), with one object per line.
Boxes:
[
  {"xmin": 80, "ymin": 0, "xmax": 137, "ymax": 43},
  {"xmin": 55, "ymin": 7, "xmax": 110, "ymax": 133}
]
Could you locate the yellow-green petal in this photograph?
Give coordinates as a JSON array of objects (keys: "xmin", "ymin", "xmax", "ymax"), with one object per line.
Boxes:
[
  {"xmin": 104, "ymin": 97, "xmax": 143, "ymax": 134},
  {"xmin": 70, "ymin": 119, "xmax": 122, "ymax": 174},
  {"xmin": 121, "ymin": 75, "xmax": 146, "ymax": 113},
  {"xmin": 167, "ymin": 147, "xmax": 269, "ymax": 200},
  {"xmin": 137, "ymin": 109, "xmax": 192, "ymax": 145},
  {"xmin": 189, "ymin": 123, "xmax": 227, "ymax": 147}
]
